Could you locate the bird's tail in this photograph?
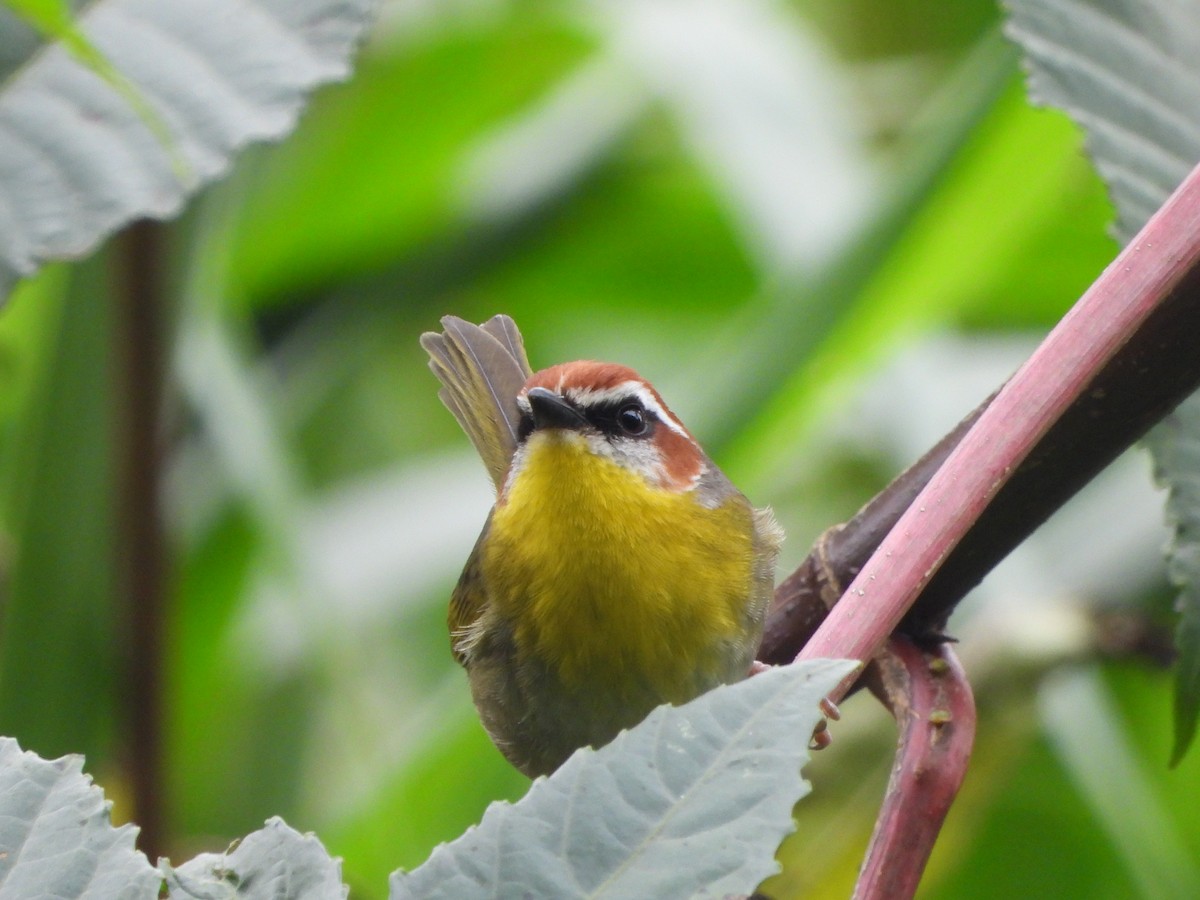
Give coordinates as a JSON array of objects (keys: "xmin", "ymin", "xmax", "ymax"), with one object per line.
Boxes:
[{"xmin": 421, "ymin": 315, "xmax": 533, "ymax": 490}]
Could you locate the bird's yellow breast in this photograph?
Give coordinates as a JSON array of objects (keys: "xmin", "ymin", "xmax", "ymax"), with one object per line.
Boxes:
[{"xmin": 482, "ymin": 433, "xmax": 756, "ymax": 699}]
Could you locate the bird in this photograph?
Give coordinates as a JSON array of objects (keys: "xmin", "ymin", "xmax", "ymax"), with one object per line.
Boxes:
[{"xmin": 422, "ymin": 315, "xmax": 783, "ymax": 777}]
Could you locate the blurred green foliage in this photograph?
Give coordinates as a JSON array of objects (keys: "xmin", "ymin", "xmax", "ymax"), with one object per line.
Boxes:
[{"xmin": 1, "ymin": 0, "xmax": 1197, "ymax": 897}]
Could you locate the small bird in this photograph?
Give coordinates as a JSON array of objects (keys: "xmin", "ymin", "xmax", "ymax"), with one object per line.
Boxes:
[{"xmin": 422, "ymin": 315, "xmax": 783, "ymax": 777}]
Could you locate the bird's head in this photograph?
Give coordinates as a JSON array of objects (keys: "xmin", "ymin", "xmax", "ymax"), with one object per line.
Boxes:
[{"xmin": 505, "ymin": 361, "xmax": 708, "ymax": 495}]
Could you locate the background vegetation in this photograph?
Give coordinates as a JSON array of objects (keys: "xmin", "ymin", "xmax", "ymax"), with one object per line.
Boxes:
[{"xmin": 1, "ymin": 0, "xmax": 1197, "ymax": 896}]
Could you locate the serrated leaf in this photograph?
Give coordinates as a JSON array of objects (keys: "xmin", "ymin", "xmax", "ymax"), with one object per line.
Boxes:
[
  {"xmin": 0, "ymin": 0, "xmax": 378, "ymax": 303},
  {"xmin": 1004, "ymin": 0, "xmax": 1200, "ymax": 762},
  {"xmin": 389, "ymin": 659, "xmax": 856, "ymax": 900},
  {"xmin": 0, "ymin": 736, "xmax": 161, "ymax": 898},
  {"xmin": 162, "ymin": 817, "xmax": 347, "ymax": 900},
  {"xmin": 1004, "ymin": 0, "xmax": 1200, "ymax": 245}
]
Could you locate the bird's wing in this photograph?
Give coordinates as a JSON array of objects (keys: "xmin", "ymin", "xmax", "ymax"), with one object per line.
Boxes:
[
  {"xmin": 447, "ymin": 519, "xmax": 490, "ymax": 664},
  {"xmin": 421, "ymin": 315, "xmax": 533, "ymax": 490}
]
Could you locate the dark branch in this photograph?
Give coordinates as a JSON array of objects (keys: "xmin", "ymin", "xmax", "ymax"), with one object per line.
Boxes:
[
  {"xmin": 112, "ymin": 219, "xmax": 170, "ymax": 859},
  {"xmin": 760, "ymin": 162, "xmax": 1200, "ymax": 663}
]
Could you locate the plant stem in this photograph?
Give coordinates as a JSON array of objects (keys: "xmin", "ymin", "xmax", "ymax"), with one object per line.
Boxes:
[
  {"xmin": 853, "ymin": 639, "xmax": 975, "ymax": 900},
  {"xmin": 112, "ymin": 219, "xmax": 169, "ymax": 858},
  {"xmin": 797, "ymin": 158, "xmax": 1200, "ymax": 699},
  {"xmin": 760, "ymin": 395, "xmax": 991, "ymax": 664}
]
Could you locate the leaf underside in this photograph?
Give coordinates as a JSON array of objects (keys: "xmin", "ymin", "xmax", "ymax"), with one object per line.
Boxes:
[
  {"xmin": 389, "ymin": 659, "xmax": 857, "ymax": 900},
  {"xmin": 1005, "ymin": 0, "xmax": 1200, "ymax": 244},
  {"xmin": 0, "ymin": 736, "xmax": 161, "ymax": 898},
  {"xmin": 0, "ymin": 734, "xmax": 350, "ymax": 899},
  {"xmin": 0, "ymin": 0, "xmax": 377, "ymax": 303}
]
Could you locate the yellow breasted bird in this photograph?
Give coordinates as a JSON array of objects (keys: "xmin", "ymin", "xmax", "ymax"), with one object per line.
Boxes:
[{"xmin": 422, "ymin": 315, "xmax": 782, "ymax": 777}]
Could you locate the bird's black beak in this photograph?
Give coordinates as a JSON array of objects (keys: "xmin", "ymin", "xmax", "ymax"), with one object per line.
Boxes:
[{"xmin": 526, "ymin": 387, "xmax": 589, "ymax": 431}]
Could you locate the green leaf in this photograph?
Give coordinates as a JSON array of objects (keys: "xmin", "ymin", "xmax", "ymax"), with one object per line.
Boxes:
[
  {"xmin": 162, "ymin": 817, "xmax": 347, "ymax": 900},
  {"xmin": 0, "ymin": 258, "xmax": 116, "ymax": 762},
  {"xmin": 389, "ymin": 659, "xmax": 857, "ymax": 900},
  {"xmin": 725, "ymin": 73, "xmax": 1110, "ymax": 493},
  {"xmin": 226, "ymin": 15, "xmax": 593, "ymax": 307},
  {"xmin": 1040, "ymin": 668, "xmax": 1200, "ymax": 898},
  {"xmin": 0, "ymin": 736, "xmax": 161, "ymax": 897},
  {"xmin": 0, "ymin": 0, "xmax": 378, "ymax": 302},
  {"xmin": 1004, "ymin": 0, "xmax": 1200, "ymax": 761}
]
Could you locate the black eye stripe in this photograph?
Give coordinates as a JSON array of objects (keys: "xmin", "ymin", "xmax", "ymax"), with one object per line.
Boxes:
[
  {"xmin": 583, "ymin": 398, "xmax": 655, "ymax": 437},
  {"xmin": 518, "ymin": 392, "xmax": 659, "ymax": 440}
]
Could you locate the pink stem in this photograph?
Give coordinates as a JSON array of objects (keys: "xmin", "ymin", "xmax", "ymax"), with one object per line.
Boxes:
[
  {"xmin": 798, "ymin": 158, "xmax": 1200, "ymax": 699},
  {"xmin": 853, "ymin": 639, "xmax": 976, "ymax": 900}
]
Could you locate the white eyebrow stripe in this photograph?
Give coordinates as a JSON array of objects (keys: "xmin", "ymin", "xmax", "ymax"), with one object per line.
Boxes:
[{"xmin": 564, "ymin": 380, "xmax": 690, "ymax": 438}]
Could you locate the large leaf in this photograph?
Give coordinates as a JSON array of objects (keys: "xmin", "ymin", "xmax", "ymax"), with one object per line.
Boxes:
[
  {"xmin": 0, "ymin": 260, "xmax": 116, "ymax": 761},
  {"xmin": 1004, "ymin": 0, "xmax": 1200, "ymax": 759},
  {"xmin": 389, "ymin": 659, "xmax": 856, "ymax": 900},
  {"xmin": 1005, "ymin": 0, "xmax": 1200, "ymax": 245},
  {"xmin": 0, "ymin": 0, "xmax": 378, "ymax": 302},
  {"xmin": 0, "ymin": 734, "xmax": 349, "ymax": 898},
  {"xmin": 0, "ymin": 736, "xmax": 161, "ymax": 898}
]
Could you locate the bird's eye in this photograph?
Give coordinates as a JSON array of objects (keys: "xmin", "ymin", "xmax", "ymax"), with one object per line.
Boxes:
[{"xmin": 616, "ymin": 402, "xmax": 648, "ymax": 436}]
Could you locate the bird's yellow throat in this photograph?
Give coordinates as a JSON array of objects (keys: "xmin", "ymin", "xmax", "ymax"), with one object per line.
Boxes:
[{"xmin": 483, "ymin": 432, "xmax": 756, "ymax": 698}]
